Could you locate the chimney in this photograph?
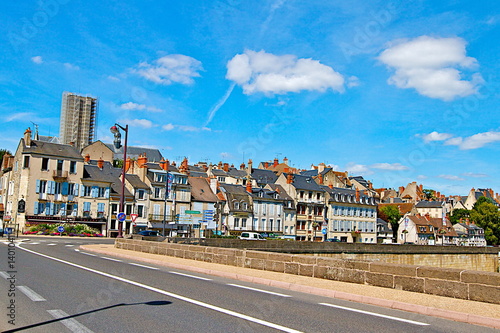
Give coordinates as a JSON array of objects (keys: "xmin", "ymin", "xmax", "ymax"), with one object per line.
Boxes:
[
  {"xmin": 2, "ymin": 153, "xmax": 10, "ymax": 170},
  {"xmin": 125, "ymin": 157, "xmax": 132, "ymax": 172},
  {"xmin": 171, "ymin": 161, "xmax": 176, "ymax": 166},
  {"xmin": 328, "ymin": 184, "xmax": 333, "ymax": 189},
  {"xmin": 356, "ymin": 188, "xmax": 360, "ymax": 202},
  {"xmin": 84, "ymin": 154, "xmax": 91, "ymax": 163},
  {"xmin": 283, "ymin": 157, "xmax": 288, "ymax": 165},
  {"xmin": 247, "ymin": 159, "xmax": 253, "ymax": 174},
  {"xmin": 284, "ymin": 167, "xmax": 289, "ymax": 173},
  {"xmin": 436, "ymin": 192, "xmax": 440, "ymax": 200},
  {"xmin": 368, "ymin": 181, "xmax": 373, "ymax": 189},
  {"xmin": 223, "ymin": 163, "xmax": 229, "ymax": 172},
  {"xmin": 137, "ymin": 154, "xmax": 148, "ymax": 168},
  {"xmin": 424, "ymin": 213, "xmax": 430, "ymax": 221},
  {"xmin": 24, "ymin": 128, "xmax": 32, "ymax": 147},
  {"xmin": 180, "ymin": 157, "xmax": 189, "ymax": 174},
  {"xmin": 286, "ymin": 174, "xmax": 294, "ymax": 184},
  {"xmin": 318, "ymin": 163, "xmax": 325, "ymax": 173},
  {"xmin": 240, "ymin": 162, "xmax": 245, "ymax": 170},
  {"xmin": 273, "ymin": 158, "xmax": 279, "ymax": 167},
  {"xmin": 399, "ymin": 186, "xmax": 404, "ymax": 194},
  {"xmin": 202, "ymin": 164, "xmax": 208, "ymax": 171},
  {"xmin": 419, "ymin": 184, "xmax": 423, "ymax": 192},
  {"xmin": 489, "ymin": 189, "xmax": 494, "ymax": 197},
  {"xmin": 318, "ymin": 174, "xmax": 324, "ymax": 185},
  {"xmin": 210, "ymin": 178, "xmax": 218, "ymax": 194},
  {"xmin": 97, "ymin": 158, "xmax": 104, "ymax": 169},
  {"xmin": 246, "ymin": 180, "xmax": 252, "ymax": 193},
  {"xmin": 264, "ymin": 162, "xmax": 269, "ymax": 169},
  {"xmin": 218, "ymin": 161, "xmax": 223, "ymax": 169}
]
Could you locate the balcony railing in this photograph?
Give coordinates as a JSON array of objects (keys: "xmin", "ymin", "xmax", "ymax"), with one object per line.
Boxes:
[
  {"xmin": 53, "ymin": 170, "xmax": 68, "ymax": 180},
  {"xmin": 148, "ymin": 214, "xmax": 174, "ymax": 222}
]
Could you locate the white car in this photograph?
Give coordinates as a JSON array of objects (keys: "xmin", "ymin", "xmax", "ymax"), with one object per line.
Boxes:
[{"xmin": 238, "ymin": 232, "xmax": 265, "ymax": 240}]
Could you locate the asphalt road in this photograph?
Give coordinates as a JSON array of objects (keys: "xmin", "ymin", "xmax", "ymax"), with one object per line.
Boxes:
[{"xmin": 0, "ymin": 236, "xmax": 498, "ymax": 333}]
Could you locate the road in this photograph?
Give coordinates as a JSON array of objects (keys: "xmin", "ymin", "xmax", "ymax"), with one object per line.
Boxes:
[{"xmin": 0, "ymin": 236, "xmax": 497, "ymax": 333}]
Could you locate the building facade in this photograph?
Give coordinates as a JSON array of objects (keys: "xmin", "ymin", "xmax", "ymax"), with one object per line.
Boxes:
[{"xmin": 59, "ymin": 92, "xmax": 97, "ymax": 150}]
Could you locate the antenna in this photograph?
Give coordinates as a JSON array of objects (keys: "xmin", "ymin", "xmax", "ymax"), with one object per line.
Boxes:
[{"xmin": 31, "ymin": 122, "xmax": 39, "ymax": 140}]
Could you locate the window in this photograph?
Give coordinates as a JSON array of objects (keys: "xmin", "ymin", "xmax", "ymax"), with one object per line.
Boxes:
[
  {"xmin": 234, "ymin": 218, "xmax": 240, "ymax": 228},
  {"xmin": 138, "ymin": 189, "xmax": 145, "ymax": 200},
  {"xmin": 23, "ymin": 156, "xmax": 30, "ymax": 168},
  {"xmin": 234, "ymin": 202, "xmax": 240, "ymax": 210},
  {"xmin": 297, "ymin": 221, "xmax": 306, "ymax": 230},
  {"xmin": 316, "ymin": 193, "xmax": 321, "ymax": 200},
  {"xmin": 54, "ymin": 182, "xmax": 62, "ymax": 195},
  {"xmin": 241, "ymin": 218, "xmax": 247, "ymax": 228},
  {"xmin": 276, "ymin": 219, "xmax": 281, "ymax": 231},
  {"xmin": 83, "ymin": 186, "xmax": 91, "ymax": 197},
  {"xmin": 41, "ymin": 158, "xmax": 49, "ymax": 171},
  {"xmin": 242, "ymin": 202, "xmax": 248, "ymax": 210},
  {"xmin": 137, "ymin": 205, "xmax": 145, "ymax": 217},
  {"xmin": 126, "ymin": 204, "xmax": 133, "ymax": 215},
  {"xmin": 297, "ymin": 204, "xmax": 306, "ymax": 215},
  {"xmin": 268, "ymin": 219, "xmax": 273, "ymax": 231},
  {"xmin": 57, "ymin": 159, "xmax": 63, "ymax": 171},
  {"xmin": 98, "ymin": 187, "xmax": 106, "ymax": 197},
  {"xmin": 111, "ymin": 203, "xmax": 118, "ymax": 215},
  {"xmin": 154, "ymin": 187, "xmax": 162, "ymax": 199},
  {"xmin": 217, "ymin": 176, "xmax": 225, "ymax": 182},
  {"xmin": 69, "ymin": 161, "xmax": 76, "ymax": 174},
  {"xmin": 37, "ymin": 180, "xmax": 47, "ymax": 193},
  {"xmin": 308, "ymin": 191, "xmax": 312, "ymax": 199},
  {"xmin": 299, "ymin": 191, "xmax": 304, "ymax": 199}
]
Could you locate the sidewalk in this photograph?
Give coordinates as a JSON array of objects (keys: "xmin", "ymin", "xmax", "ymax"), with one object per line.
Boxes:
[{"xmin": 81, "ymin": 244, "xmax": 500, "ymax": 330}]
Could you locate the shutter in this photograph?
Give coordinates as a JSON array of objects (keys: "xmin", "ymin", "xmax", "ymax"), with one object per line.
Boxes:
[
  {"xmin": 80, "ymin": 185, "xmax": 85, "ymax": 196},
  {"xmin": 154, "ymin": 204, "xmax": 160, "ymax": 216},
  {"xmin": 72, "ymin": 204, "xmax": 78, "ymax": 216},
  {"xmin": 105, "ymin": 187, "xmax": 110, "ymax": 198},
  {"xmin": 98, "ymin": 203, "xmax": 104, "ymax": 212},
  {"xmin": 49, "ymin": 203, "xmax": 54, "ymax": 215},
  {"xmin": 48, "ymin": 181, "xmax": 54, "ymax": 194},
  {"xmin": 84, "ymin": 202, "xmax": 91, "ymax": 211},
  {"xmin": 74, "ymin": 184, "xmax": 79, "ymax": 196},
  {"xmin": 62, "ymin": 182, "xmax": 69, "ymax": 195},
  {"xmin": 92, "ymin": 186, "xmax": 98, "ymax": 198},
  {"xmin": 60, "ymin": 203, "xmax": 66, "ymax": 215},
  {"xmin": 36, "ymin": 180, "xmax": 40, "ymax": 193},
  {"xmin": 34, "ymin": 201, "xmax": 39, "ymax": 214}
]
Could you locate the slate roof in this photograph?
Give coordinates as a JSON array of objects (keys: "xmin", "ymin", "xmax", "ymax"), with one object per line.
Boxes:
[
  {"xmin": 251, "ymin": 168, "xmax": 278, "ymax": 185},
  {"xmin": 104, "ymin": 143, "xmax": 163, "ymax": 162},
  {"xmin": 23, "ymin": 140, "xmax": 83, "ymax": 160},
  {"xmin": 286, "ymin": 173, "xmax": 324, "ymax": 191},
  {"xmin": 189, "ymin": 171, "xmax": 208, "ymax": 178},
  {"xmin": 189, "ymin": 177, "xmax": 218, "ymax": 203},
  {"xmin": 415, "ymin": 201, "xmax": 444, "ymax": 208},
  {"xmin": 83, "ymin": 162, "xmax": 133, "ymax": 197},
  {"xmin": 125, "ymin": 174, "xmax": 149, "ymax": 189},
  {"xmin": 211, "ymin": 169, "xmax": 228, "ymax": 176},
  {"xmin": 349, "ymin": 176, "xmax": 370, "ymax": 188},
  {"xmin": 265, "ymin": 184, "xmax": 294, "ymax": 201},
  {"xmin": 300, "ymin": 168, "xmax": 332, "ymax": 177},
  {"xmin": 227, "ymin": 168, "xmax": 247, "ymax": 178},
  {"xmin": 376, "ymin": 218, "xmax": 391, "ymax": 233}
]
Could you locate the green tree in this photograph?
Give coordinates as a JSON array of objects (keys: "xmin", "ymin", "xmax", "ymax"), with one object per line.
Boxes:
[
  {"xmin": 422, "ymin": 189, "xmax": 436, "ymax": 200},
  {"xmin": 470, "ymin": 197, "xmax": 500, "ymax": 245},
  {"xmin": 450, "ymin": 208, "xmax": 470, "ymax": 225},
  {"xmin": 378, "ymin": 205, "xmax": 402, "ymax": 241}
]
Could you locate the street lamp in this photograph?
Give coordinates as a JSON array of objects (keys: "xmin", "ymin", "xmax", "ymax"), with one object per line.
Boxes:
[{"xmin": 110, "ymin": 123, "xmax": 128, "ymax": 238}]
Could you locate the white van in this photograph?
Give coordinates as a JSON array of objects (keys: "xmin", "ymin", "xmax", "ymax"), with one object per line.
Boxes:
[{"xmin": 238, "ymin": 232, "xmax": 265, "ymax": 240}]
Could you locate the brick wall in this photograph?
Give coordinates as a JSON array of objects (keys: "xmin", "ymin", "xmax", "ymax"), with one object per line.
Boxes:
[{"xmin": 115, "ymin": 239, "xmax": 500, "ymax": 304}]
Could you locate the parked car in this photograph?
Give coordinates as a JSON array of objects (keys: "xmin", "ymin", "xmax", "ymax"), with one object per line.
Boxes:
[
  {"xmin": 136, "ymin": 230, "xmax": 161, "ymax": 237},
  {"xmin": 238, "ymin": 232, "xmax": 265, "ymax": 240},
  {"xmin": 325, "ymin": 238, "xmax": 340, "ymax": 242}
]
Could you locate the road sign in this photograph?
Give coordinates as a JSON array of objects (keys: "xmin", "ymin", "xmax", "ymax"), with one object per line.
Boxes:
[
  {"xmin": 117, "ymin": 212, "xmax": 126, "ymax": 222},
  {"xmin": 130, "ymin": 214, "xmax": 138, "ymax": 222},
  {"xmin": 57, "ymin": 226, "xmax": 65, "ymax": 233},
  {"xmin": 322, "ymin": 228, "xmax": 327, "ymax": 235},
  {"xmin": 3, "ymin": 215, "xmax": 11, "ymax": 222},
  {"xmin": 185, "ymin": 210, "xmax": 201, "ymax": 214},
  {"xmin": 4, "ymin": 227, "xmax": 13, "ymax": 234}
]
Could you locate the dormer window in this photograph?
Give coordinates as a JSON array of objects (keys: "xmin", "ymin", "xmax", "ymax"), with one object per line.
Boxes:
[{"xmin": 234, "ymin": 202, "xmax": 240, "ymax": 210}]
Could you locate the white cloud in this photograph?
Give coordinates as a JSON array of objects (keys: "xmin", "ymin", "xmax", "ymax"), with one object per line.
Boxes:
[
  {"xmin": 226, "ymin": 50, "xmax": 345, "ymax": 95},
  {"xmin": 6, "ymin": 112, "xmax": 35, "ymax": 122},
  {"xmin": 462, "ymin": 172, "xmax": 488, "ymax": 178},
  {"xmin": 438, "ymin": 174, "xmax": 465, "ymax": 181},
  {"xmin": 135, "ymin": 54, "xmax": 203, "ymax": 85},
  {"xmin": 107, "ymin": 75, "xmax": 120, "ymax": 82},
  {"xmin": 378, "ymin": 36, "xmax": 482, "ymax": 101},
  {"xmin": 64, "ymin": 63, "xmax": 80, "ymax": 70},
  {"xmin": 162, "ymin": 123, "xmax": 175, "ymax": 131},
  {"xmin": 345, "ymin": 163, "xmax": 372, "ymax": 175},
  {"xmin": 118, "ymin": 118, "xmax": 155, "ymax": 129},
  {"xmin": 220, "ymin": 152, "xmax": 233, "ymax": 159},
  {"xmin": 417, "ymin": 175, "xmax": 428, "ymax": 180},
  {"xmin": 120, "ymin": 102, "xmax": 162, "ymax": 112},
  {"xmin": 161, "ymin": 123, "xmax": 211, "ymax": 132},
  {"xmin": 420, "ymin": 131, "xmax": 453, "ymax": 143},
  {"xmin": 370, "ymin": 163, "xmax": 409, "ymax": 171},
  {"xmin": 445, "ymin": 131, "xmax": 500, "ymax": 150},
  {"xmin": 31, "ymin": 56, "xmax": 43, "ymax": 64}
]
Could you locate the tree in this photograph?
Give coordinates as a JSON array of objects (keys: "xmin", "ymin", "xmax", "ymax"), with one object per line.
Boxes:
[
  {"xmin": 0, "ymin": 149, "xmax": 12, "ymax": 166},
  {"xmin": 450, "ymin": 208, "xmax": 470, "ymax": 225},
  {"xmin": 378, "ymin": 205, "xmax": 402, "ymax": 241},
  {"xmin": 470, "ymin": 197, "xmax": 500, "ymax": 245},
  {"xmin": 422, "ymin": 189, "xmax": 436, "ymax": 201}
]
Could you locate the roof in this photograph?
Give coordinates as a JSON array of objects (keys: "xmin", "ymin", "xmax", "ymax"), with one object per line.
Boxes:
[
  {"xmin": 189, "ymin": 171, "xmax": 208, "ymax": 178},
  {"xmin": 265, "ymin": 184, "xmax": 294, "ymax": 201},
  {"xmin": 300, "ymin": 167, "xmax": 332, "ymax": 177},
  {"xmin": 104, "ymin": 143, "xmax": 163, "ymax": 162},
  {"xmin": 227, "ymin": 168, "xmax": 247, "ymax": 178},
  {"xmin": 125, "ymin": 174, "xmax": 149, "ymax": 189},
  {"xmin": 251, "ymin": 168, "xmax": 278, "ymax": 185},
  {"xmin": 83, "ymin": 162, "xmax": 133, "ymax": 197},
  {"xmin": 415, "ymin": 201, "xmax": 444, "ymax": 208},
  {"xmin": 189, "ymin": 177, "xmax": 218, "ymax": 203},
  {"xmin": 349, "ymin": 176, "xmax": 371, "ymax": 189},
  {"xmin": 23, "ymin": 140, "xmax": 83, "ymax": 160},
  {"xmin": 211, "ymin": 169, "xmax": 228, "ymax": 176},
  {"xmin": 287, "ymin": 173, "xmax": 325, "ymax": 191}
]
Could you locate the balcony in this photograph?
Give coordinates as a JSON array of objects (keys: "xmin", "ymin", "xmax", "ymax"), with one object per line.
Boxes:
[
  {"xmin": 53, "ymin": 170, "xmax": 68, "ymax": 181},
  {"xmin": 148, "ymin": 214, "xmax": 173, "ymax": 222}
]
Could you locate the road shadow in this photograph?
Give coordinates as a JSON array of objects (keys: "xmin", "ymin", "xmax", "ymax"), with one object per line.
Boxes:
[{"xmin": 3, "ymin": 300, "xmax": 172, "ymax": 332}]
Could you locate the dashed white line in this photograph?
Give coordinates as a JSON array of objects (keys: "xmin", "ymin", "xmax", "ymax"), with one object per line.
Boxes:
[
  {"xmin": 47, "ymin": 243, "xmax": 57, "ymax": 246},
  {"xmin": 319, "ymin": 303, "xmax": 430, "ymax": 326},
  {"xmin": 80, "ymin": 252, "xmax": 97, "ymax": 257},
  {"xmin": 74, "ymin": 249, "xmax": 80, "ymax": 252},
  {"xmin": 129, "ymin": 263, "xmax": 159, "ymax": 270},
  {"xmin": 101, "ymin": 257, "xmax": 122, "ymax": 262},
  {"xmin": 169, "ymin": 271, "xmax": 212, "ymax": 281},
  {"xmin": 19, "ymin": 245, "xmax": 302, "ymax": 333},
  {"xmin": 18, "ymin": 286, "xmax": 46, "ymax": 301},
  {"xmin": 227, "ymin": 284, "xmax": 292, "ymax": 297},
  {"xmin": 65, "ymin": 244, "xmax": 75, "ymax": 247},
  {"xmin": 47, "ymin": 309, "xmax": 95, "ymax": 333},
  {"xmin": 29, "ymin": 242, "xmax": 41, "ymax": 245}
]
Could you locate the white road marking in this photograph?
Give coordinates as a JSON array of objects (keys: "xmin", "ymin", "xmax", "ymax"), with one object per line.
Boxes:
[
  {"xmin": 101, "ymin": 257, "xmax": 122, "ymax": 262},
  {"xmin": 80, "ymin": 252, "xmax": 97, "ymax": 257},
  {"xmin": 74, "ymin": 249, "xmax": 80, "ymax": 252},
  {"xmin": 19, "ymin": 246, "xmax": 303, "ymax": 333},
  {"xmin": 47, "ymin": 309, "xmax": 94, "ymax": 333},
  {"xmin": 18, "ymin": 286, "xmax": 46, "ymax": 301},
  {"xmin": 319, "ymin": 303, "xmax": 430, "ymax": 326},
  {"xmin": 129, "ymin": 263, "xmax": 159, "ymax": 270},
  {"xmin": 169, "ymin": 271, "xmax": 212, "ymax": 281},
  {"xmin": 30, "ymin": 242, "xmax": 41, "ymax": 245},
  {"xmin": 47, "ymin": 243, "xmax": 57, "ymax": 246},
  {"xmin": 65, "ymin": 244, "xmax": 74, "ymax": 247},
  {"xmin": 0, "ymin": 271, "xmax": 10, "ymax": 279},
  {"xmin": 227, "ymin": 284, "xmax": 292, "ymax": 297}
]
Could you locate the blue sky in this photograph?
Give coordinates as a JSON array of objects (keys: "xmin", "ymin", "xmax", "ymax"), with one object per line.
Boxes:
[{"xmin": 1, "ymin": 0, "xmax": 499, "ymax": 196}]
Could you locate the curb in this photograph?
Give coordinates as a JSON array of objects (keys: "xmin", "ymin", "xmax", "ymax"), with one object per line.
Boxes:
[{"xmin": 80, "ymin": 245, "xmax": 500, "ymax": 330}]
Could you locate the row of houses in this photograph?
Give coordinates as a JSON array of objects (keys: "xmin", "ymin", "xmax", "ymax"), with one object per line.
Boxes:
[{"xmin": 0, "ymin": 128, "xmax": 494, "ymax": 246}]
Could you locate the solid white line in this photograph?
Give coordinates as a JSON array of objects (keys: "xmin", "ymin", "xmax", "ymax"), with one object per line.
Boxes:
[
  {"xmin": 227, "ymin": 284, "xmax": 292, "ymax": 297},
  {"xmin": 80, "ymin": 252, "xmax": 97, "ymax": 257},
  {"xmin": 319, "ymin": 303, "xmax": 430, "ymax": 326},
  {"xmin": 19, "ymin": 246, "xmax": 302, "ymax": 333},
  {"xmin": 101, "ymin": 257, "xmax": 122, "ymax": 262},
  {"xmin": 47, "ymin": 309, "xmax": 95, "ymax": 333},
  {"xmin": 0, "ymin": 271, "xmax": 10, "ymax": 279},
  {"xmin": 18, "ymin": 286, "xmax": 46, "ymax": 301},
  {"xmin": 74, "ymin": 249, "xmax": 80, "ymax": 252},
  {"xmin": 169, "ymin": 271, "xmax": 212, "ymax": 281},
  {"xmin": 129, "ymin": 263, "xmax": 159, "ymax": 270}
]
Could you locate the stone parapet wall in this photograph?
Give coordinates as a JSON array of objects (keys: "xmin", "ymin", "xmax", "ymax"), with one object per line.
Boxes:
[{"xmin": 115, "ymin": 239, "xmax": 500, "ymax": 304}]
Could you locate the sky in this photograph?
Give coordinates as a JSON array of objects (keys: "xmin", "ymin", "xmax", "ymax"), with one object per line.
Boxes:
[{"xmin": 0, "ymin": 0, "xmax": 499, "ymax": 196}]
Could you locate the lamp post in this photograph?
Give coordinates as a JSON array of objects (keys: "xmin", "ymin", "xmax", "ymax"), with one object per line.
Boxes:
[
  {"xmin": 162, "ymin": 170, "xmax": 170, "ymax": 237},
  {"xmin": 110, "ymin": 123, "xmax": 128, "ymax": 238}
]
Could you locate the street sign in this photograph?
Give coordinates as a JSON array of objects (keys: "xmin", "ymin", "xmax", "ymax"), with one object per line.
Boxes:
[
  {"xmin": 321, "ymin": 228, "xmax": 327, "ymax": 235},
  {"xmin": 4, "ymin": 227, "xmax": 13, "ymax": 234},
  {"xmin": 117, "ymin": 212, "xmax": 126, "ymax": 222},
  {"xmin": 3, "ymin": 215, "xmax": 11, "ymax": 222},
  {"xmin": 185, "ymin": 210, "xmax": 201, "ymax": 214},
  {"xmin": 130, "ymin": 214, "xmax": 138, "ymax": 222},
  {"xmin": 57, "ymin": 226, "xmax": 65, "ymax": 233}
]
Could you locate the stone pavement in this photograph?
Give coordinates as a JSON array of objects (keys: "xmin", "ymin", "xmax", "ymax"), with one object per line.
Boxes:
[{"xmin": 81, "ymin": 244, "xmax": 500, "ymax": 330}]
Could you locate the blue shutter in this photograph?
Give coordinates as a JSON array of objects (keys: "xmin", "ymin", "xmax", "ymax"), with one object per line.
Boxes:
[
  {"xmin": 34, "ymin": 201, "xmax": 39, "ymax": 214},
  {"xmin": 80, "ymin": 185, "xmax": 85, "ymax": 196},
  {"xmin": 62, "ymin": 182, "xmax": 69, "ymax": 195},
  {"xmin": 98, "ymin": 203, "xmax": 104, "ymax": 212},
  {"xmin": 72, "ymin": 204, "xmax": 78, "ymax": 216},
  {"xmin": 84, "ymin": 202, "xmax": 91, "ymax": 211},
  {"xmin": 36, "ymin": 180, "xmax": 40, "ymax": 193},
  {"xmin": 91, "ymin": 186, "xmax": 98, "ymax": 198},
  {"xmin": 48, "ymin": 181, "xmax": 54, "ymax": 194},
  {"xmin": 74, "ymin": 184, "xmax": 79, "ymax": 196},
  {"xmin": 49, "ymin": 203, "xmax": 55, "ymax": 215},
  {"xmin": 60, "ymin": 203, "xmax": 66, "ymax": 215},
  {"xmin": 105, "ymin": 187, "xmax": 110, "ymax": 199}
]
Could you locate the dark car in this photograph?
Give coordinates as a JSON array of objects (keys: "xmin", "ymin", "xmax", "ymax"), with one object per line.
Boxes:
[
  {"xmin": 137, "ymin": 230, "xmax": 161, "ymax": 237},
  {"xmin": 325, "ymin": 238, "xmax": 340, "ymax": 242}
]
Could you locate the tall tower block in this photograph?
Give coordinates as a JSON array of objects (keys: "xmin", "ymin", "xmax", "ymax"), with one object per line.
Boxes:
[{"xmin": 59, "ymin": 92, "xmax": 98, "ymax": 151}]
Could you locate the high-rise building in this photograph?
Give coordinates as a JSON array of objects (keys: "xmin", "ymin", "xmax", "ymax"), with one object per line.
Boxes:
[{"xmin": 59, "ymin": 92, "xmax": 98, "ymax": 151}]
